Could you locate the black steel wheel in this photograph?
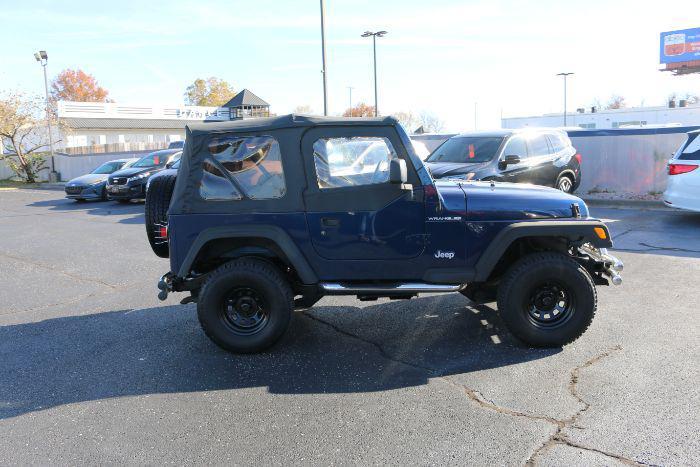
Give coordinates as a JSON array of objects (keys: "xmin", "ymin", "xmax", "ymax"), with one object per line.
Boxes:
[
  {"xmin": 497, "ymin": 252, "xmax": 596, "ymax": 347},
  {"xmin": 198, "ymin": 258, "xmax": 293, "ymax": 354}
]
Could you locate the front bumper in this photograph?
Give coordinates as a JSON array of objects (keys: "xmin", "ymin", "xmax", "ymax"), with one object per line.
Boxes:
[
  {"xmin": 106, "ymin": 182, "xmax": 146, "ymax": 200},
  {"xmin": 65, "ymin": 185, "xmax": 104, "ymax": 200},
  {"xmin": 579, "ymin": 244, "xmax": 624, "ymax": 285}
]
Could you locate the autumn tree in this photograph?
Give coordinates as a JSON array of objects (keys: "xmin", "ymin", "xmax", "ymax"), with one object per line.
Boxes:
[
  {"xmin": 50, "ymin": 69, "xmax": 110, "ymax": 102},
  {"xmin": 605, "ymin": 95, "xmax": 627, "ymax": 110},
  {"xmin": 343, "ymin": 102, "xmax": 376, "ymax": 117},
  {"xmin": 0, "ymin": 92, "xmax": 61, "ymax": 183},
  {"xmin": 184, "ymin": 77, "xmax": 236, "ymax": 106}
]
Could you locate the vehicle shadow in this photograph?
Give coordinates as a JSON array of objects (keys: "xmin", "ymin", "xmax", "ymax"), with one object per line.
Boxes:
[
  {"xmin": 0, "ymin": 294, "xmax": 558, "ymax": 419},
  {"xmin": 26, "ymin": 197, "xmax": 145, "ymax": 224}
]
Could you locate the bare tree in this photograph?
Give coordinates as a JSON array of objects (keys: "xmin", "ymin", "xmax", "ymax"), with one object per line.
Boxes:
[
  {"xmin": 0, "ymin": 92, "xmax": 61, "ymax": 183},
  {"xmin": 418, "ymin": 111, "xmax": 445, "ymax": 133},
  {"xmin": 392, "ymin": 111, "xmax": 421, "ymax": 133},
  {"xmin": 294, "ymin": 105, "xmax": 314, "ymax": 115}
]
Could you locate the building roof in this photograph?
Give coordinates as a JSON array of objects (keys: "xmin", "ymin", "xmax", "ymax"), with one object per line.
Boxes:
[
  {"xmin": 222, "ymin": 89, "xmax": 270, "ymax": 108},
  {"xmin": 60, "ymin": 117, "xmax": 201, "ymax": 130}
]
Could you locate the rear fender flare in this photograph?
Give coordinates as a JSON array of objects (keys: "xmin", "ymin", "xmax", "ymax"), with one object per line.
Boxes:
[{"xmin": 177, "ymin": 225, "xmax": 318, "ymax": 284}]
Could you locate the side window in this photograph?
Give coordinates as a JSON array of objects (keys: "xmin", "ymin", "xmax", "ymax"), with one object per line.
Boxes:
[
  {"xmin": 547, "ymin": 134, "xmax": 566, "ymax": 153},
  {"xmin": 502, "ymin": 136, "xmax": 528, "ymax": 159},
  {"xmin": 528, "ymin": 135, "xmax": 551, "ymax": 156},
  {"xmin": 200, "ymin": 135, "xmax": 286, "ymax": 200},
  {"xmin": 313, "ymin": 136, "xmax": 396, "ymax": 189},
  {"xmin": 679, "ymin": 134, "xmax": 700, "ymax": 161}
]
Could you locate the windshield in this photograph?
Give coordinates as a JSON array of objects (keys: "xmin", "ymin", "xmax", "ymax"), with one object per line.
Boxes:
[
  {"xmin": 91, "ymin": 161, "xmax": 124, "ymax": 174},
  {"xmin": 427, "ymin": 136, "xmax": 504, "ymax": 163},
  {"xmin": 132, "ymin": 152, "xmax": 169, "ymax": 168}
]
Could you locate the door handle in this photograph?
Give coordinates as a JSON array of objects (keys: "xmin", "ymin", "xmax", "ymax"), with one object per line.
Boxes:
[{"xmin": 321, "ymin": 217, "xmax": 340, "ymax": 227}]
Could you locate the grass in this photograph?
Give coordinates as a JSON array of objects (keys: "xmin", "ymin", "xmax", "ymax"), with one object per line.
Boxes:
[{"xmin": 0, "ymin": 179, "xmax": 46, "ymax": 189}]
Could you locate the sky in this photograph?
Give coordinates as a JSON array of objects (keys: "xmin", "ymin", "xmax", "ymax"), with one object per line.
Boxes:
[{"xmin": 1, "ymin": 0, "xmax": 698, "ymax": 132}]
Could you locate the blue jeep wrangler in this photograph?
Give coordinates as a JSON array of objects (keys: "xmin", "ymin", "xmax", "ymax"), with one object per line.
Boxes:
[{"xmin": 146, "ymin": 115, "xmax": 622, "ymax": 354}]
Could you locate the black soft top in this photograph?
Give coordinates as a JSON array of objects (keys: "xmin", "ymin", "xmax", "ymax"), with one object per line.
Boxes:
[{"xmin": 186, "ymin": 114, "xmax": 398, "ymax": 137}]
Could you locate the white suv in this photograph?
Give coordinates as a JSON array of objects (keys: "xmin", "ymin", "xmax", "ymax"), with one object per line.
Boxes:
[{"xmin": 664, "ymin": 129, "xmax": 700, "ymax": 212}]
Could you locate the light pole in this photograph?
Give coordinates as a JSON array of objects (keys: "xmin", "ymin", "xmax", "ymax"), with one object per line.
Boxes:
[
  {"xmin": 361, "ymin": 30, "xmax": 387, "ymax": 117},
  {"xmin": 34, "ymin": 50, "xmax": 57, "ymax": 180},
  {"xmin": 556, "ymin": 72, "xmax": 574, "ymax": 126},
  {"xmin": 319, "ymin": 0, "xmax": 328, "ymax": 116}
]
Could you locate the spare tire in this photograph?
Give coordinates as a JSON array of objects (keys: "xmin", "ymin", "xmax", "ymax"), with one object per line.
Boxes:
[{"xmin": 145, "ymin": 174, "xmax": 177, "ymax": 258}]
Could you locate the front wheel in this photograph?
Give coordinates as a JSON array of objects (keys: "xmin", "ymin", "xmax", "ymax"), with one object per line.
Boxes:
[
  {"xmin": 197, "ymin": 258, "xmax": 293, "ymax": 354},
  {"xmin": 496, "ymin": 252, "xmax": 596, "ymax": 347}
]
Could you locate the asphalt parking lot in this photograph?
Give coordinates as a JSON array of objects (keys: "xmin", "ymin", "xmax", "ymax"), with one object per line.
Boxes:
[{"xmin": 1, "ymin": 188, "xmax": 698, "ymax": 466}]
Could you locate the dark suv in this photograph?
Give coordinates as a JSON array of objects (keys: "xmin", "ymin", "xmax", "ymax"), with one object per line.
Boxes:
[
  {"xmin": 425, "ymin": 129, "xmax": 581, "ymax": 193},
  {"xmin": 106, "ymin": 149, "xmax": 181, "ymax": 202},
  {"xmin": 148, "ymin": 115, "xmax": 622, "ymax": 354}
]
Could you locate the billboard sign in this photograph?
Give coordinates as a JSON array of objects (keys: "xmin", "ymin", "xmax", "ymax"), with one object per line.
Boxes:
[{"xmin": 660, "ymin": 28, "xmax": 700, "ymax": 64}]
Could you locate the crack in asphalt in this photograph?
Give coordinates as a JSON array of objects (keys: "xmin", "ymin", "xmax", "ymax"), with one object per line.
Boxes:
[
  {"xmin": 0, "ymin": 251, "xmax": 119, "ymax": 290},
  {"xmin": 301, "ymin": 312, "xmax": 646, "ymax": 466}
]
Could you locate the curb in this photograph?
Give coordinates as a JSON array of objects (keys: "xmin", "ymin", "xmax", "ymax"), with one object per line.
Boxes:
[{"xmin": 582, "ymin": 197, "xmax": 670, "ymax": 210}]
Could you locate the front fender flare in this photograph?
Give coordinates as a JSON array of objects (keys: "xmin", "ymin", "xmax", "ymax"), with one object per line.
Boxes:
[{"xmin": 473, "ymin": 220, "xmax": 612, "ymax": 281}]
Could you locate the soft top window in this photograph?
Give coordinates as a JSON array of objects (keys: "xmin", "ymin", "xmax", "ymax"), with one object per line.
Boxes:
[{"xmin": 200, "ymin": 135, "xmax": 286, "ymax": 200}]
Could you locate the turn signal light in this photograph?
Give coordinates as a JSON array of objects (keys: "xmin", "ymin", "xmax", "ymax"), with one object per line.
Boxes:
[
  {"xmin": 668, "ymin": 163, "xmax": 698, "ymax": 175},
  {"xmin": 594, "ymin": 227, "xmax": 607, "ymax": 240}
]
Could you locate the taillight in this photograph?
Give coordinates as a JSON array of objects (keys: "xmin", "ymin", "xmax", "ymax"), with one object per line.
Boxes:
[
  {"xmin": 668, "ymin": 163, "xmax": 699, "ymax": 175},
  {"xmin": 575, "ymin": 153, "xmax": 582, "ymax": 164}
]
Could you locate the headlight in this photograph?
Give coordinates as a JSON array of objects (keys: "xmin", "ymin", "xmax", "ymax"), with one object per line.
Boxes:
[{"xmin": 127, "ymin": 172, "xmax": 150, "ymax": 183}]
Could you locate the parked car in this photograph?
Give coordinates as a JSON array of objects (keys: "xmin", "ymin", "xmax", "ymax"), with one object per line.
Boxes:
[
  {"xmin": 664, "ymin": 129, "xmax": 700, "ymax": 212},
  {"xmin": 64, "ymin": 158, "xmax": 138, "ymax": 201},
  {"xmin": 425, "ymin": 129, "xmax": 581, "ymax": 193},
  {"xmin": 148, "ymin": 114, "xmax": 622, "ymax": 354},
  {"xmin": 168, "ymin": 140, "xmax": 185, "ymax": 149},
  {"xmin": 106, "ymin": 149, "xmax": 181, "ymax": 203}
]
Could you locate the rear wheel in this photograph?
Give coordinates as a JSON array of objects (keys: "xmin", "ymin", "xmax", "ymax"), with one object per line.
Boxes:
[
  {"xmin": 197, "ymin": 258, "xmax": 293, "ymax": 354},
  {"xmin": 557, "ymin": 174, "xmax": 575, "ymax": 193},
  {"xmin": 497, "ymin": 252, "xmax": 596, "ymax": 347},
  {"xmin": 145, "ymin": 175, "xmax": 176, "ymax": 258}
]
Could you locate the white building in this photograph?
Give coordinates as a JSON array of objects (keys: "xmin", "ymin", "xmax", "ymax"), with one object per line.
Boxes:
[
  {"xmin": 57, "ymin": 89, "xmax": 271, "ymax": 152},
  {"xmin": 502, "ymin": 101, "xmax": 700, "ymax": 130}
]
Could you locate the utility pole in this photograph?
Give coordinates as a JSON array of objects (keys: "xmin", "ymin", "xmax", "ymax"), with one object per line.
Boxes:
[
  {"xmin": 556, "ymin": 72, "xmax": 574, "ymax": 126},
  {"xmin": 361, "ymin": 30, "xmax": 387, "ymax": 117},
  {"xmin": 320, "ymin": 0, "xmax": 328, "ymax": 116},
  {"xmin": 34, "ymin": 50, "xmax": 57, "ymax": 181}
]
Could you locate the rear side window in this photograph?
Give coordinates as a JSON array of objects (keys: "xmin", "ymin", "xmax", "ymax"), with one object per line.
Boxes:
[
  {"xmin": 678, "ymin": 134, "xmax": 700, "ymax": 160},
  {"xmin": 502, "ymin": 136, "xmax": 528, "ymax": 159},
  {"xmin": 313, "ymin": 137, "xmax": 396, "ymax": 189},
  {"xmin": 200, "ymin": 135, "xmax": 286, "ymax": 200},
  {"xmin": 547, "ymin": 134, "xmax": 567, "ymax": 152},
  {"xmin": 528, "ymin": 135, "xmax": 551, "ymax": 156}
]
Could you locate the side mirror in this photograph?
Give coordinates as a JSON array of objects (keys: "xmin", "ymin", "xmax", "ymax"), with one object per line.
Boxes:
[
  {"xmin": 499, "ymin": 154, "xmax": 521, "ymax": 170},
  {"xmin": 389, "ymin": 158, "xmax": 408, "ymax": 184}
]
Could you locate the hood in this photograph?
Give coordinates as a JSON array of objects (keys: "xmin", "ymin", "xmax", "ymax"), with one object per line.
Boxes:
[
  {"xmin": 66, "ymin": 173, "xmax": 108, "ymax": 186},
  {"xmin": 108, "ymin": 166, "xmax": 159, "ymax": 181},
  {"xmin": 426, "ymin": 161, "xmax": 490, "ymax": 179},
  {"xmin": 436, "ymin": 180, "xmax": 588, "ymax": 221}
]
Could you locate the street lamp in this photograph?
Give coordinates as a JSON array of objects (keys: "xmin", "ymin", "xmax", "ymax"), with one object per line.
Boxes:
[
  {"xmin": 361, "ymin": 30, "xmax": 387, "ymax": 117},
  {"xmin": 34, "ymin": 50, "xmax": 57, "ymax": 180},
  {"xmin": 556, "ymin": 72, "xmax": 574, "ymax": 126}
]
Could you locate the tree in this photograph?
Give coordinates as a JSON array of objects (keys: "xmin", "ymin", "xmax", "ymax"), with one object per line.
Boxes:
[
  {"xmin": 294, "ymin": 105, "xmax": 314, "ymax": 115},
  {"xmin": 343, "ymin": 102, "xmax": 376, "ymax": 117},
  {"xmin": 392, "ymin": 111, "xmax": 421, "ymax": 133},
  {"xmin": 50, "ymin": 69, "xmax": 110, "ymax": 102},
  {"xmin": 605, "ymin": 95, "xmax": 627, "ymax": 110},
  {"xmin": 184, "ymin": 77, "xmax": 236, "ymax": 106},
  {"xmin": 0, "ymin": 92, "xmax": 60, "ymax": 183},
  {"xmin": 418, "ymin": 111, "xmax": 445, "ymax": 133}
]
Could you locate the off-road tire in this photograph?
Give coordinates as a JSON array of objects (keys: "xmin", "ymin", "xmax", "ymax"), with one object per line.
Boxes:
[
  {"xmin": 496, "ymin": 252, "xmax": 596, "ymax": 347},
  {"xmin": 145, "ymin": 174, "xmax": 176, "ymax": 258},
  {"xmin": 197, "ymin": 258, "xmax": 293, "ymax": 354}
]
